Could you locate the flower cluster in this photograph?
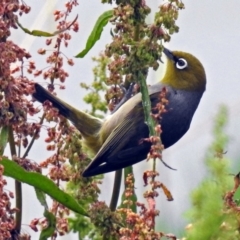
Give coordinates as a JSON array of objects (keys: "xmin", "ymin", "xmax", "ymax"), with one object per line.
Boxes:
[
  {"xmin": 0, "ymin": 164, "xmax": 17, "ymax": 239},
  {"xmin": 0, "ymin": 1, "xmax": 36, "ymax": 238},
  {"xmin": 154, "ymin": 0, "xmax": 184, "ymax": 41},
  {"xmin": 30, "ymin": 202, "xmax": 70, "ymax": 236},
  {"xmin": 103, "ymin": 0, "xmax": 184, "ymax": 112},
  {"xmin": 35, "ymin": 1, "xmax": 79, "ymax": 88},
  {"xmin": 118, "ymin": 173, "xmax": 176, "ymax": 239}
]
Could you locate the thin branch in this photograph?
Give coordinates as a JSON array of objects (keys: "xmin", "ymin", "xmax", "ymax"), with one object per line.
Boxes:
[
  {"xmin": 22, "ymin": 113, "xmax": 45, "ymax": 159},
  {"xmin": 8, "ymin": 126, "xmax": 22, "ymax": 233}
]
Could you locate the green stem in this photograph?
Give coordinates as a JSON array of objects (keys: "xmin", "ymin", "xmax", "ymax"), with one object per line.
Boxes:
[
  {"xmin": 7, "ymin": 113, "xmax": 45, "ymax": 233},
  {"xmin": 137, "ymin": 70, "xmax": 157, "ymax": 171},
  {"xmin": 8, "ymin": 126, "xmax": 22, "ymax": 233},
  {"xmin": 137, "ymin": 70, "xmax": 157, "ymax": 230},
  {"xmin": 133, "ymin": 9, "xmax": 157, "ymax": 173}
]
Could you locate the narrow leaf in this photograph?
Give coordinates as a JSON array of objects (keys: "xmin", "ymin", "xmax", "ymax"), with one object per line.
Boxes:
[
  {"xmin": 1, "ymin": 158, "xmax": 88, "ymax": 216},
  {"xmin": 17, "ymin": 20, "xmax": 55, "ymax": 37},
  {"xmin": 0, "ymin": 126, "xmax": 9, "ymax": 155},
  {"xmin": 35, "ymin": 188, "xmax": 48, "ymax": 210},
  {"xmin": 17, "ymin": 15, "xmax": 78, "ymax": 37},
  {"xmin": 75, "ymin": 10, "xmax": 113, "ymax": 58}
]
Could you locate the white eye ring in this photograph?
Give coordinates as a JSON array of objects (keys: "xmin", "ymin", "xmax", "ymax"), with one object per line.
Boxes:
[{"xmin": 176, "ymin": 58, "xmax": 188, "ymax": 70}]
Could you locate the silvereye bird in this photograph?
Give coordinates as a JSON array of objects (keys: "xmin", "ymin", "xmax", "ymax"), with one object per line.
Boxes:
[{"xmin": 33, "ymin": 48, "xmax": 206, "ymax": 177}]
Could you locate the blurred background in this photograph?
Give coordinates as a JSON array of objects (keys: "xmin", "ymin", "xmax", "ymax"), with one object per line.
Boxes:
[{"xmin": 9, "ymin": 0, "xmax": 240, "ymax": 239}]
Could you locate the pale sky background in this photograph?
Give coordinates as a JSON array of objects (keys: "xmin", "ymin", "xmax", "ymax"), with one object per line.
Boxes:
[{"xmin": 9, "ymin": 1, "xmax": 240, "ymax": 239}]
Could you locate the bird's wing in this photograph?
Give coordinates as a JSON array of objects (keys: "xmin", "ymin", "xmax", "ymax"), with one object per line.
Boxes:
[
  {"xmin": 84, "ymin": 113, "xmax": 138, "ymax": 165},
  {"xmin": 82, "ymin": 83, "xmax": 168, "ymax": 177},
  {"xmin": 82, "ymin": 101, "xmax": 150, "ymax": 177}
]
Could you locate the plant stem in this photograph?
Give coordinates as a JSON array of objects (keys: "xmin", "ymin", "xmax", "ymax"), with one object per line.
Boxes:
[
  {"xmin": 8, "ymin": 126, "xmax": 22, "ymax": 233},
  {"xmin": 22, "ymin": 113, "xmax": 45, "ymax": 158},
  {"xmin": 137, "ymin": 70, "xmax": 157, "ymax": 172}
]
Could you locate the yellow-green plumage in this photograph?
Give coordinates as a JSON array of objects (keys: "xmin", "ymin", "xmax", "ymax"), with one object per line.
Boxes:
[{"xmin": 161, "ymin": 50, "xmax": 206, "ymax": 91}]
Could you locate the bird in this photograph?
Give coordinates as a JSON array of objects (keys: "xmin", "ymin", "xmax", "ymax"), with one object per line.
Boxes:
[{"xmin": 33, "ymin": 48, "xmax": 206, "ymax": 177}]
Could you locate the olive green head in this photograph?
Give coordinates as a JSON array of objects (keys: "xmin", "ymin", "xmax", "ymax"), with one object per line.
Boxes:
[{"xmin": 161, "ymin": 49, "xmax": 206, "ymax": 92}]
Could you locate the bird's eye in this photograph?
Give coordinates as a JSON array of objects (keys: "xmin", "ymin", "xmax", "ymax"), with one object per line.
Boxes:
[{"xmin": 176, "ymin": 58, "xmax": 188, "ymax": 70}]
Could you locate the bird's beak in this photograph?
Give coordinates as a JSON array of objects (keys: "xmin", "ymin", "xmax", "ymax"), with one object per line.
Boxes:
[{"xmin": 163, "ymin": 47, "xmax": 175, "ymax": 61}]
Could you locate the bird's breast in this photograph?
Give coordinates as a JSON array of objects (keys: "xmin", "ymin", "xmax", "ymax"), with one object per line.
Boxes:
[{"xmin": 159, "ymin": 88, "xmax": 204, "ymax": 148}]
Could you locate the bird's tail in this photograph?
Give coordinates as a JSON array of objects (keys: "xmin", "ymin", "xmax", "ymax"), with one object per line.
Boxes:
[{"xmin": 33, "ymin": 83, "xmax": 103, "ymax": 140}]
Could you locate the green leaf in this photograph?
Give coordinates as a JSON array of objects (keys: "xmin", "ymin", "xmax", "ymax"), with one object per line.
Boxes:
[
  {"xmin": 75, "ymin": 10, "xmax": 113, "ymax": 58},
  {"xmin": 1, "ymin": 159, "xmax": 88, "ymax": 217},
  {"xmin": 17, "ymin": 20, "xmax": 56, "ymax": 37},
  {"xmin": 39, "ymin": 210, "xmax": 56, "ymax": 240},
  {"xmin": 17, "ymin": 15, "xmax": 78, "ymax": 37},
  {"xmin": 35, "ymin": 188, "xmax": 48, "ymax": 210},
  {"xmin": 0, "ymin": 126, "xmax": 9, "ymax": 155}
]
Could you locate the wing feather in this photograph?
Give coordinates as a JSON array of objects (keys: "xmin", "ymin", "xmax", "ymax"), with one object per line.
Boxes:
[{"xmin": 82, "ymin": 83, "xmax": 167, "ymax": 177}]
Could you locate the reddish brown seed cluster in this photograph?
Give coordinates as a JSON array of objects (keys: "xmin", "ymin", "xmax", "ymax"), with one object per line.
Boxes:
[
  {"xmin": 30, "ymin": 202, "xmax": 70, "ymax": 236},
  {"xmin": 0, "ymin": 1, "xmax": 37, "ymax": 237},
  {"xmin": 34, "ymin": 2, "xmax": 79, "ymax": 86},
  {"xmin": 147, "ymin": 87, "xmax": 168, "ymax": 161},
  {"xmin": 0, "ymin": 164, "xmax": 18, "ymax": 239},
  {"xmin": 0, "ymin": 0, "xmax": 90, "ymax": 238},
  {"xmin": 117, "ymin": 173, "xmax": 176, "ymax": 239}
]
